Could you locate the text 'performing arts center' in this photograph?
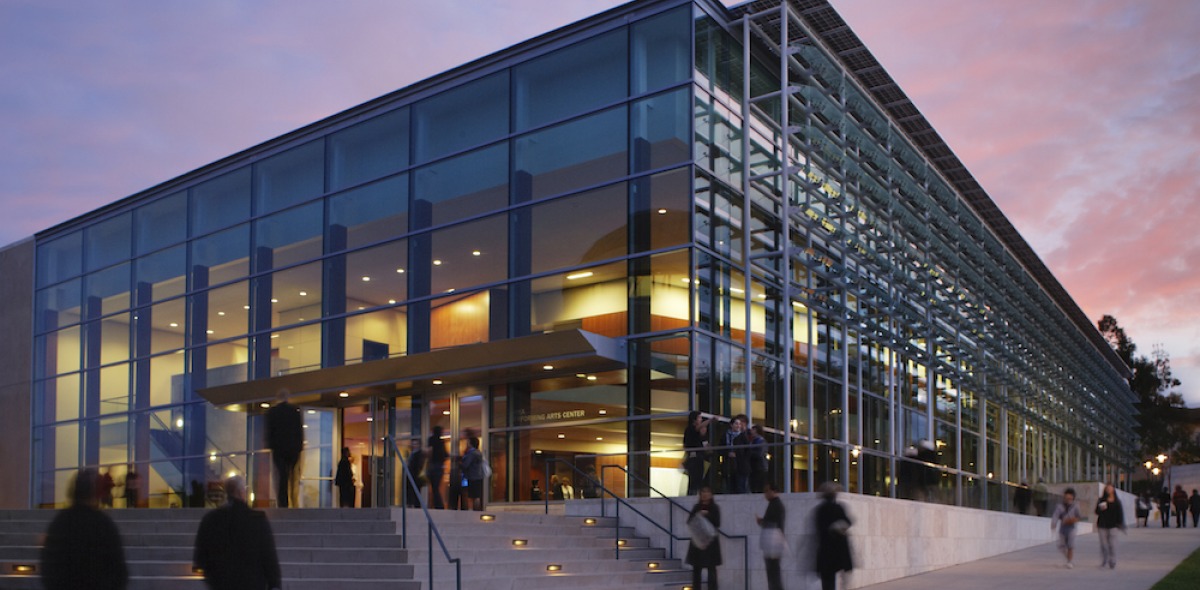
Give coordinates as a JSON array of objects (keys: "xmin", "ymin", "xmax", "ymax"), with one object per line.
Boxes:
[{"xmin": 1, "ymin": 0, "xmax": 1136, "ymax": 511}]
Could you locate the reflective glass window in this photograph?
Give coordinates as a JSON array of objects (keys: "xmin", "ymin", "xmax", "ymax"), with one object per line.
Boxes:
[
  {"xmin": 648, "ymin": 249, "xmax": 691, "ymax": 329},
  {"xmin": 191, "ymin": 224, "xmax": 250, "ymax": 287},
  {"xmin": 632, "ymin": 7, "xmax": 691, "ymax": 94},
  {"xmin": 96, "ymin": 363, "xmax": 130, "ymax": 415},
  {"xmin": 328, "ymin": 175, "xmax": 409, "ymax": 251},
  {"xmin": 84, "ymin": 212, "xmax": 132, "ymax": 271},
  {"xmin": 255, "ymin": 140, "xmax": 324, "ymax": 215},
  {"xmin": 529, "ymin": 260, "xmax": 627, "ymax": 336},
  {"xmin": 202, "ymin": 281, "xmax": 250, "ymax": 341},
  {"xmin": 95, "ymin": 314, "xmax": 132, "ymax": 366},
  {"xmin": 632, "ymin": 168, "xmax": 690, "ymax": 253},
  {"xmin": 530, "ymin": 183, "xmax": 627, "ymax": 274},
  {"xmin": 271, "ymin": 324, "xmax": 322, "ymax": 375},
  {"xmin": 330, "ymin": 107, "xmax": 410, "ymax": 190},
  {"xmin": 264, "ymin": 262, "xmax": 322, "ymax": 329},
  {"xmin": 346, "ymin": 240, "xmax": 407, "ymax": 310},
  {"xmin": 344, "ymin": 307, "xmax": 408, "ymax": 365},
  {"xmin": 37, "ymin": 231, "xmax": 83, "ymax": 287},
  {"xmin": 134, "ymin": 191, "xmax": 186, "ymax": 255},
  {"xmin": 84, "ymin": 263, "xmax": 131, "ymax": 318},
  {"xmin": 413, "ymin": 144, "xmax": 508, "ymax": 228},
  {"xmin": 254, "ymin": 201, "xmax": 323, "ymax": 272},
  {"xmin": 146, "ymin": 352, "xmax": 185, "ymax": 407},
  {"xmin": 37, "ymin": 374, "xmax": 81, "ymax": 422},
  {"xmin": 632, "ymin": 89, "xmax": 690, "ymax": 172},
  {"xmin": 134, "ymin": 244, "xmax": 186, "ymax": 305},
  {"xmin": 37, "ymin": 327, "xmax": 81, "ymax": 378},
  {"xmin": 139, "ymin": 298, "xmax": 185, "ymax": 355},
  {"xmin": 514, "ymin": 29, "xmax": 627, "ymax": 131},
  {"xmin": 515, "ymin": 107, "xmax": 626, "ymax": 201},
  {"xmin": 51, "ymin": 423, "xmax": 80, "ymax": 471},
  {"xmin": 36, "ymin": 278, "xmax": 82, "ymax": 332},
  {"xmin": 430, "ymin": 215, "xmax": 508, "ymax": 295},
  {"xmin": 429, "ymin": 290, "xmax": 495, "ymax": 349},
  {"xmin": 203, "ymin": 339, "xmax": 250, "ymax": 388},
  {"xmin": 191, "ymin": 168, "xmax": 251, "ymax": 237},
  {"xmin": 413, "ymin": 72, "xmax": 509, "ymax": 163}
]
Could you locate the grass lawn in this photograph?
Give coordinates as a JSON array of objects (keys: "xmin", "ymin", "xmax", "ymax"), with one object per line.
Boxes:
[{"xmin": 1150, "ymin": 546, "xmax": 1200, "ymax": 590}]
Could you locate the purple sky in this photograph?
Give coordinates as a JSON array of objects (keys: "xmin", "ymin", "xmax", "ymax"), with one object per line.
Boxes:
[{"xmin": 1, "ymin": 0, "xmax": 1197, "ymax": 405}]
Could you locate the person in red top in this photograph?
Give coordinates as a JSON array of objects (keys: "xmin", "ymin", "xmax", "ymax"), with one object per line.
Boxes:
[{"xmin": 1172, "ymin": 485, "xmax": 1189, "ymax": 528}]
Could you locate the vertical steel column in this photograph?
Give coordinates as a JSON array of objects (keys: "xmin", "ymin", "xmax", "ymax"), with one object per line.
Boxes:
[{"xmin": 741, "ymin": 5, "xmax": 754, "ymax": 430}]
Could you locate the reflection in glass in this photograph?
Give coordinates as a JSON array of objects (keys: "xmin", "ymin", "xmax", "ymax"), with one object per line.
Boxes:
[
  {"xmin": 254, "ymin": 201, "xmax": 323, "ymax": 272},
  {"xmin": 191, "ymin": 168, "xmax": 251, "ymax": 237},
  {"xmin": 530, "ymin": 261, "xmax": 627, "ymax": 337},
  {"xmin": 631, "ymin": 6, "xmax": 691, "ymax": 94},
  {"xmin": 632, "ymin": 89, "xmax": 690, "ymax": 173},
  {"xmin": 413, "ymin": 144, "xmax": 508, "ymax": 228},
  {"xmin": 414, "ymin": 72, "xmax": 509, "ymax": 163},
  {"xmin": 255, "ymin": 140, "xmax": 324, "ymax": 215},
  {"xmin": 514, "ymin": 30, "xmax": 627, "ymax": 131},
  {"xmin": 37, "ymin": 231, "xmax": 83, "ymax": 287},
  {"xmin": 191, "ymin": 224, "xmax": 250, "ymax": 287},
  {"xmin": 328, "ymin": 175, "xmax": 408, "ymax": 251},
  {"xmin": 135, "ymin": 245, "xmax": 186, "ymax": 304},
  {"xmin": 85, "ymin": 263, "xmax": 131, "ymax": 318},
  {"xmin": 84, "ymin": 212, "xmax": 131, "ymax": 272},
  {"xmin": 134, "ymin": 191, "xmax": 186, "ymax": 255},
  {"xmin": 430, "ymin": 215, "xmax": 507, "ymax": 295},
  {"xmin": 515, "ymin": 107, "xmax": 627, "ymax": 201},
  {"xmin": 36, "ymin": 278, "xmax": 82, "ymax": 332},
  {"xmin": 330, "ymin": 107, "xmax": 410, "ymax": 191},
  {"xmin": 529, "ymin": 184, "xmax": 626, "ymax": 275}
]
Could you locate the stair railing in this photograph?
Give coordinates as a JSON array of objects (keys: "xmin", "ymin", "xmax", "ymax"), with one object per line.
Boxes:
[
  {"xmin": 385, "ymin": 436, "xmax": 462, "ymax": 590},
  {"xmin": 543, "ymin": 457, "xmax": 749, "ymax": 590}
]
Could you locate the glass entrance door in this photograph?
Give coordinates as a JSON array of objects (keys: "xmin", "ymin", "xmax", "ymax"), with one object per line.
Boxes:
[{"xmin": 425, "ymin": 387, "xmax": 484, "ymax": 509}]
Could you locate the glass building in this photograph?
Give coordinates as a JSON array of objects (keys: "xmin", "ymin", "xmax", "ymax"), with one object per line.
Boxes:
[{"xmin": 5, "ymin": 0, "xmax": 1136, "ymax": 510}]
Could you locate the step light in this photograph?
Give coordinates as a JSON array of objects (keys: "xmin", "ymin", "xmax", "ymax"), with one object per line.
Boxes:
[
  {"xmin": 191, "ymin": 566, "xmax": 204, "ymax": 576},
  {"xmin": 512, "ymin": 539, "xmax": 528, "ymax": 547},
  {"xmin": 647, "ymin": 562, "xmax": 660, "ymax": 570},
  {"xmin": 480, "ymin": 514, "xmax": 496, "ymax": 522},
  {"xmin": 583, "ymin": 517, "xmax": 597, "ymax": 525},
  {"xmin": 546, "ymin": 564, "xmax": 563, "ymax": 572},
  {"xmin": 11, "ymin": 564, "xmax": 35, "ymax": 574},
  {"xmin": 616, "ymin": 539, "xmax": 627, "ymax": 547}
]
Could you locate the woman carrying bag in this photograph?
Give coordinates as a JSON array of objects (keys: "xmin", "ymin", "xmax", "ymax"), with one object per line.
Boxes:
[
  {"xmin": 756, "ymin": 482, "xmax": 786, "ymax": 590},
  {"xmin": 687, "ymin": 486, "xmax": 722, "ymax": 590}
]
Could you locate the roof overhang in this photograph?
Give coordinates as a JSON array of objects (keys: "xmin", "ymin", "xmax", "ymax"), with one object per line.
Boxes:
[{"xmin": 197, "ymin": 329, "xmax": 626, "ymax": 410}]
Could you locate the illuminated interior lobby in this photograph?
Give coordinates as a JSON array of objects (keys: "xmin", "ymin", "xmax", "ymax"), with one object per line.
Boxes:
[{"xmin": 0, "ymin": 0, "xmax": 1137, "ymax": 511}]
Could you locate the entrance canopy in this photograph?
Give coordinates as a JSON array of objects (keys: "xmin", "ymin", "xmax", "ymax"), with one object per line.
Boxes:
[{"xmin": 197, "ymin": 329, "xmax": 626, "ymax": 410}]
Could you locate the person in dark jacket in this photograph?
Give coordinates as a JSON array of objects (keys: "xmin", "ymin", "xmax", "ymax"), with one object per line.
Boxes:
[
  {"xmin": 683, "ymin": 411, "xmax": 711, "ymax": 495},
  {"xmin": 265, "ymin": 389, "xmax": 303, "ymax": 508},
  {"xmin": 686, "ymin": 486, "xmax": 722, "ymax": 589},
  {"xmin": 1094, "ymin": 483, "xmax": 1125, "ymax": 569},
  {"xmin": 721, "ymin": 415, "xmax": 751, "ymax": 494},
  {"xmin": 460, "ymin": 436, "xmax": 485, "ymax": 511},
  {"xmin": 813, "ymin": 482, "xmax": 853, "ymax": 590},
  {"xmin": 1189, "ymin": 489, "xmax": 1200, "ymax": 528},
  {"xmin": 40, "ymin": 468, "xmax": 129, "ymax": 590},
  {"xmin": 335, "ymin": 447, "xmax": 355, "ymax": 508},
  {"xmin": 426, "ymin": 425, "xmax": 448, "ymax": 509},
  {"xmin": 1157, "ymin": 486, "xmax": 1172, "ymax": 527},
  {"xmin": 1013, "ymin": 482, "xmax": 1032, "ymax": 515},
  {"xmin": 747, "ymin": 425, "xmax": 768, "ymax": 494},
  {"xmin": 406, "ymin": 439, "xmax": 427, "ymax": 508},
  {"xmin": 193, "ymin": 476, "xmax": 282, "ymax": 590},
  {"xmin": 755, "ymin": 482, "xmax": 785, "ymax": 590},
  {"xmin": 1172, "ymin": 485, "xmax": 1188, "ymax": 528}
]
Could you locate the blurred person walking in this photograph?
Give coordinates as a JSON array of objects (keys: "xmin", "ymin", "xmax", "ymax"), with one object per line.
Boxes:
[
  {"xmin": 1190, "ymin": 489, "xmax": 1200, "ymax": 528},
  {"xmin": 1094, "ymin": 483, "xmax": 1125, "ymax": 569},
  {"xmin": 426, "ymin": 425, "xmax": 448, "ymax": 509},
  {"xmin": 265, "ymin": 389, "xmax": 303, "ymax": 508},
  {"xmin": 813, "ymin": 482, "xmax": 853, "ymax": 590},
  {"xmin": 1050, "ymin": 487, "xmax": 1082, "ymax": 568},
  {"xmin": 335, "ymin": 447, "xmax": 356, "ymax": 508},
  {"xmin": 193, "ymin": 475, "xmax": 282, "ymax": 590},
  {"xmin": 686, "ymin": 486, "xmax": 722, "ymax": 590},
  {"xmin": 747, "ymin": 425, "xmax": 768, "ymax": 494},
  {"xmin": 683, "ymin": 411, "xmax": 711, "ymax": 495},
  {"xmin": 755, "ymin": 482, "xmax": 785, "ymax": 590},
  {"xmin": 1135, "ymin": 491, "xmax": 1151, "ymax": 527},
  {"xmin": 1157, "ymin": 486, "xmax": 1172, "ymax": 528},
  {"xmin": 1171, "ymin": 485, "xmax": 1188, "ymax": 528},
  {"xmin": 40, "ymin": 468, "xmax": 129, "ymax": 590}
]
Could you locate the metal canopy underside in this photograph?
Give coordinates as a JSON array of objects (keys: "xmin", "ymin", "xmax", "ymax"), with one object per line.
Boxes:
[
  {"xmin": 197, "ymin": 329, "xmax": 626, "ymax": 410},
  {"xmin": 728, "ymin": 0, "xmax": 1129, "ymax": 379}
]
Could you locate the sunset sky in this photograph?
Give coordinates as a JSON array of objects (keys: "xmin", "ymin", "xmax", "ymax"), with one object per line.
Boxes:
[{"xmin": 1, "ymin": 0, "xmax": 1196, "ymax": 405}]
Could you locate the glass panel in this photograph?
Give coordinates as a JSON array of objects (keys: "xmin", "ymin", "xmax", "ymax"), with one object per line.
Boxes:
[
  {"xmin": 413, "ymin": 144, "xmax": 508, "ymax": 228},
  {"xmin": 255, "ymin": 140, "xmax": 324, "ymax": 215},
  {"xmin": 346, "ymin": 240, "xmax": 407, "ymax": 309},
  {"xmin": 514, "ymin": 107, "xmax": 627, "ymax": 201},
  {"xmin": 36, "ymin": 278, "xmax": 82, "ymax": 332},
  {"xmin": 38, "ymin": 374, "xmax": 81, "ymax": 422},
  {"xmin": 344, "ymin": 307, "xmax": 408, "ymax": 364},
  {"xmin": 37, "ymin": 231, "xmax": 83, "ymax": 287},
  {"xmin": 146, "ymin": 460, "xmax": 185, "ymax": 508},
  {"xmin": 330, "ymin": 107, "xmax": 410, "ymax": 190},
  {"xmin": 98, "ymin": 416, "xmax": 129, "ymax": 465},
  {"xmin": 272, "ymin": 324, "xmax": 322, "ymax": 375},
  {"xmin": 514, "ymin": 29, "xmax": 627, "ymax": 131},
  {"xmin": 254, "ymin": 201, "xmax": 323, "ymax": 271},
  {"xmin": 97, "ymin": 313, "xmax": 132, "ymax": 366},
  {"xmin": 134, "ymin": 191, "xmax": 187, "ymax": 255},
  {"xmin": 430, "ymin": 290, "xmax": 495, "ymax": 349},
  {"xmin": 649, "ymin": 249, "xmax": 690, "ymax": 331},
  {"xmin": 38, "ymin": 327, "xmax": 82, "ymax": 377},
  {"xmin": 430, "ymin": 215, "xmax": 508, "ymax": 295},
  {"xmin": 85, "ymin": 263, "xmax": 131, "ymax": 317},
  {"xmin": 204, "ymin": 339, "xmax": 250, "ymax": 388},
  {"xmin": 135, "ymin": 244, "xmax": 186, "ymax": 304},
  {"xmin": 147, "ymin": 352, "xmax": 185, "ymax": 407},
  {"xmin": 205, "ymin": 281, "xmax": 250, "ymax": 340},
  {"xmin": 632, "ymin": 89, "xmax": 690, "ymax": 172},
  {"xmin": 328, "ymin": 175, "xmax": 408, "ymax": 251},
  {"xmin": 84, "ymin": 212, "xmax": 132, "ymax": 271},
  {"xmin": 52, "ymin": 423, "xmax": 80, "ymax": 470},
  {"xmin": 265, "ymin": 262, "xmax": 323, "ymax": 329},
  {"xmin": 530, "ymin": 183, "xmax": 627, "ymax": 275},
  {"xmin": 413, "ymin": 72, "xmax": 509, "ymax": 163},
  {"xmin": 638, "ymin": 168, "xmax": 690, "ymax": 253},
  {"xmin": 191, "ymin": 168, "xmax": 251, "ymax": 237},
  {"xmin": 631, "ymin": 6, "xmax": 691, "ymax": 94},
  {"xmin": 529, "ymin": 261, "xmax": 627, "ymax": 336},
  {"xmin": 142, "ymin": 298, "xmax": 186, "ymax": 355},
  {"xmin": 191, "ymin": 224, "xmax": 250, "ymax": 287}
]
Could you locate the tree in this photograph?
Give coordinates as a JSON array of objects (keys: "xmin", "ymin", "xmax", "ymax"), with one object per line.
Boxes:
[{"xmin": 1098, "ymin": 315, "xmax": 1198, "ymax": 463}]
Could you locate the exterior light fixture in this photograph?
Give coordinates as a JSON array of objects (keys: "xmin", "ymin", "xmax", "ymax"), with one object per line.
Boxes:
[
  {"xmin": 472, "ymin": 250, "xmax": 481, "ymax": 256},
  {"xmin": 259, "ymin": 402, "xmax": 270, "ymax": 409},
  {"xmin": 433, "ymin": 380, "xmax": 443, "ymax": 385},
  {"xmin": 433, "ymin": 260, "xmax": 442, "ymax": 266},
  {"xmin": 647, "ymin": 562, "xmax": 660, "ymax": 570},
  {"xmin": 512, "ymin": 539, "xmax": 528, "ymax": 547},
  {"xmin": 557, "ymin": 433, "xmax": 566, "ymax": 439},
  {"xmin": 339, "ymin": 392, "xmax": 349, "ymax": 398},
  {"xmin": 616, "ymin": 539, "xmax": 627, "ymax": 547},
  {"xmin": 12, "ymin": 564, "xmax": 36, "ymax": 574},
  {"xmin": 396, "ymin": 268, "xmax": 405, "ymax": 273},
  {"xmin": 657, "ymin": 208, "xmax": 667, "ymax": 214},
  {"xmin": 191, "ymin": 566, "xmax": 204, "ymax": 576},
  {"xmin": 307, "ymin": 409, "xmax": 315, "ymax": 414},
  {"xmin": 543, "ymin": 365, "xmax": 554, "ymax": 370},
  {"xmin": 480, "ymin": 514, "xmax": 496, "ymax": 522},
  {"xmin": 584, "ymin": 518, "xmax": 597, "ymax": 525},
  {"xmin": 598, "ymin": 409, "xmax": 607, "ymax": 415},
  {"xmin": 1156, "ymin": 453, "xmax": 1168, "ymax": 464},
  {"xmin": 546, "ymin": 564, "xmax": 562, "ymax": 572}
]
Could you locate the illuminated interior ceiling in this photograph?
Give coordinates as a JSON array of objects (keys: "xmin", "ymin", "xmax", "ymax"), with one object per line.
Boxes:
[{"xmin": 197, "ymin": 329, "xmax": 626, "ymax": 410}]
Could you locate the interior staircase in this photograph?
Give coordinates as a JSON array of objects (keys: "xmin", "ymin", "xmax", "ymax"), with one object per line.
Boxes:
[{"xmin": 0, "ymin": 506, "xmax": 689, "ymax": 590}]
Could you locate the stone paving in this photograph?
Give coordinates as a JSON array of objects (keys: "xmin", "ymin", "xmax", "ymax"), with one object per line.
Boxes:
[{"xmin": 854, "ymin": 525, "xmax": 1200, "ymax": 590}]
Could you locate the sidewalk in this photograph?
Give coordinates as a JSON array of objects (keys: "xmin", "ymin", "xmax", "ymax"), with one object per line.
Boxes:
[{"xmin": 856, "ymin": 526, "xmax": 1200, "ymax": 590}]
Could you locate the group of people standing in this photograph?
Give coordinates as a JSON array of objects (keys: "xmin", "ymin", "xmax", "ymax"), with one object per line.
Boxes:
[
  {"xmin": 683, "ymin": 411, "xmax": 771, "ymax": 495},
  {"xmin": 408, "ymin": 424, "xmax": 487, "ymax": 511},
  {"xmin": 1142, "ymin": 485, "xmax": 1200, "ymax": 528}
]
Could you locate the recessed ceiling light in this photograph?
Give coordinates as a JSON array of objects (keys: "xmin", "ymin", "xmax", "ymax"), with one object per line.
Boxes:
[
  {"xmin": 587, "ymin": 375, "xmax": 598, "ymax": 381},
  {"xmin": 443, "ymin": 410, "xmax": 451, "ymax": 415},
  {"xmin": 338, "ymin": 392, "xmax": 349, "ymax": 398},
  {"xmin": 472, "ymin": 250, "xmax": 481, "ymax": 256},
  {"xmin": 730, "ymin": 287, "xmax": 744, "ymax": 294},
  {"xmin": 598, "ymin": 409, "xmax": 607, "ymax": 415},
  {"xmin": 566, "ymin": 271, "xmax": 593, "ymax": 280},
  {"xmin": 366, "ymin": 417, "xmax": 373, "ymax": 422},
  {"xmin": 557, "ymin": 433, "xmax": 566, "ymax": 439},
  {"xmin": 396, "ymin": 268, "xmax": 405, "ymax": 273},
  {"xmin": 388, "ymin": 299, "xmax": 397, "ymax": 305},
  {"xmin": 657, "ymin": 208, "xmax": 667, "ymax": 214},
  {"xmin": 270, "ymin": 334, "xmax": 279, "ymax": 339},
  {"xmin": 361, "ymin": 276, "xmax": 371, "ymax": 282},
  {"xmin": 206, "ymin": 330, "xmax": 214, "ymax": 335},
  {"xmin": 543, "ymin": 365, "xmax": 554, "ymax": 371},
  {"xmin": 169, "ymin": 322, "xmax": 178, "ymax": 327},
  {"xmin": 433, "ymin": 260, "xmax": 442, "ymax": 266},
  {"xmin": 596, "ymin": 437, "xmax": 603, "ymax": 441},
  {"xmin": 217, "ymin": 311, "xmax": 225, "ymax": 316},
  {"xmin": 433, "ymin": 380, "xmax": 443, "ymax": 385},
  {"xmin": 307, "ymin": 409, "xmax": 315, "ymax": 414},
  {"xmin": 244, "ymin": 305, "xmax": 251, "ymax": 310},
  {"xmin": 446, "ymin": 288, "xmax": 455, "ymax": 293},
  {"xmin": 260, "ymin": 402, "xmax": 270, "ymax": 408},
  {"xmin": 299, "ymin": 291, "xmax": 307, "ymax": 296},
  {"xmin": 271, "ymin": 298, "xmax": 279, "ymax": 303}
]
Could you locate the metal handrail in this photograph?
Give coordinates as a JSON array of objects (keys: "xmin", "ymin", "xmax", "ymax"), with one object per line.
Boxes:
[
  {"xmin": 603, "ymin": 464, "xmax": 750, "ymax": 590},
  {"xmin": 543, "ymin": 458, "xmax": 749, "ymax": 590},
  {"xmin": 385, "ymin": 436, "xmax": 462, "ymax": 590}
]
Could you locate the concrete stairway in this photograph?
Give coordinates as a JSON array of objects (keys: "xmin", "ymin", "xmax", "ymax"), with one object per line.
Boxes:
[
  {"xmin": 0, "ymin": 507, "xmax": 416, "ymax": 590},
  {"xmin": 399, "ymin": 509, "xmax": 691, "ymax": 590}
]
